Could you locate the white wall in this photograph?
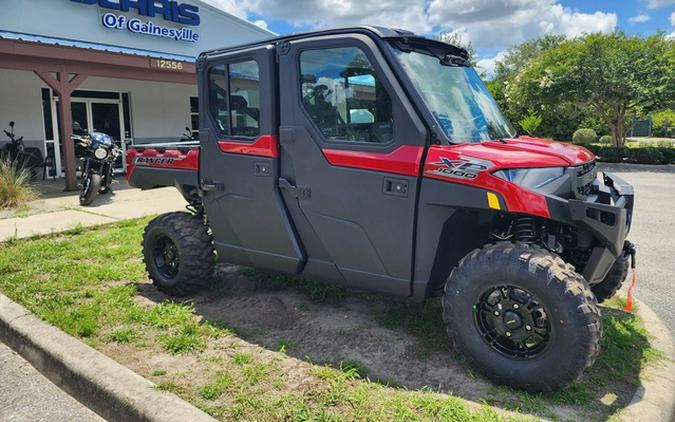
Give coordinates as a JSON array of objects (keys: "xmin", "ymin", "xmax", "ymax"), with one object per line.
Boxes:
[
  {"xmin": 79, "ymin": 77, "xmax": 198, "ymax": 143},
  {"xmin": 0, "ymin": 70, "xmax": 48, "ymax": 152},
  {"xmin": 0, "ymin": 70, "xmax": 199, "ymax": 154},
  {"xmin": 0, "ymin": 0, "xmax": 273, "ymax": 58}
]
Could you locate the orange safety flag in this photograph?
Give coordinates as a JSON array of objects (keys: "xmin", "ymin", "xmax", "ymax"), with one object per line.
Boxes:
[{"xmin": 625, "ymin": 268, "xmax": 637, "ymax": 312}]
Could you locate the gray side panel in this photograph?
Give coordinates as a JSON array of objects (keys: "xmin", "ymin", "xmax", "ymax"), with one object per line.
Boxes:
[
  {"xmin": 279, "ymin": 126, "xmax": 415, "ymax": 295},
  {"xmin": 412, "ymin": 178, "xmax": 502, "ymax": 300},
  {"xmin": 199, "ymin": 45, "xmax": 304, "ymax": 274},
  {"xmin": 277, "ymin": 34, "xmax": 428, "ymax": 296}
]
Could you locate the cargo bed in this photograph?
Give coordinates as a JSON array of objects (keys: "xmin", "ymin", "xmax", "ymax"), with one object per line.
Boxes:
[{"xmin": 126, "ymin": 142, "xmax": 200, "ymax": 202}]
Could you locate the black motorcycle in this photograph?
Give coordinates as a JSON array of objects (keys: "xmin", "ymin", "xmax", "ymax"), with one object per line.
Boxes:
[
  {"xmin": 2, "ymin": 121, "xmax": 25, "ymax": 158},
  {"xmin": 2, "ymin": 121, "xmax": 48, "ymax": 179},
  {"xmin": 72, "ymin": 129, "xmax": 121, "ymax": 206}
]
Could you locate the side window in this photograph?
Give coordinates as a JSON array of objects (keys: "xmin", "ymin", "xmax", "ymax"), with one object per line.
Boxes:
[
  {"xmin": 207, "ymin": 64, "xmax": 229, "ymax": 134},
  {"xmin": 229, "ymin": 61, "xmax": 260, "ymax": 137},
  {"xmin": 207, "ymin": 60, "xmax": 261, "ymax": 137},
  {"xmin": 300, "ymin": 47, "xmax": 393, "ymax": 144}
]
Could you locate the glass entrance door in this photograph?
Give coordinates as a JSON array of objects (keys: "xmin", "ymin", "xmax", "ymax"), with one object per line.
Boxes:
[
  {"xmin": 69, "ymin": 100, "xmax": 126, "ymax": 172},
  {"xmin": 91, "ymin": 102, "xmax": 124, "ymax": 170},
  {"xmin": 53, "ymin": 91, "xmax": 128, "ymax": 176}
]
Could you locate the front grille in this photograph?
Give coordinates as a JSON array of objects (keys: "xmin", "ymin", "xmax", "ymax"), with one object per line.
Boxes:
[{"xmin": 573, "ymin": 160, "xmax": 597, "ymax": 199}]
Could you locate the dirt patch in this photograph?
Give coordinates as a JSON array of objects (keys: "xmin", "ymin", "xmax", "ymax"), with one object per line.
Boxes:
[{"xmin": 121, "ymin": 263, "xmax": 644, "ymax": 421}]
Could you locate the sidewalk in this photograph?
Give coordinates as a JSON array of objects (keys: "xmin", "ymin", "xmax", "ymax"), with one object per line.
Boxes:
[
  {"xmin": 0, "ymin": 341, "xmax": 103, "ymax": 422},
  {"xmin": 0, "ymin": 186, "xmax": 185, "ymax": 242}
]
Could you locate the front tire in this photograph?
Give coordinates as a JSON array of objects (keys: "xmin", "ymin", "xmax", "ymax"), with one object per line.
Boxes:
[
  {"xmin": 142, "ymin": 212, "xmax": 215, "ymax": 296},
  {"xmin": 80, "ymin": 173, "xmax": 101, "ymax": 206},
  {"xmin": 443, "ymin": 242, "xmax": 602, "ymax": 392}
]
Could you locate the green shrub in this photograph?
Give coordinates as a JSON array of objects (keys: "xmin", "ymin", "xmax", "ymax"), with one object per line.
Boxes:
[
  {"xmin": 599, "ymin": 135, "xmax": 612, "ymax": 144},
  {"xmin": 626, "ymin": 148, "xmax": 665, "ymax": 164},
  {"xmin": 594, "ymin": 147, "xmax": 625, "ymax": 163},
  {"xmin": 518, "ymin": 108, "xmax": 543, "ymax": 136},
  {"xmin": 661, "ymin": 148, "xmax": 675, "ymax": 164},
  {"xmin": 572, "ymin": 128, "xmax": 598, "ymax": 144},
  {"xmin": 0, "ymin": 158, "xmax": 37, "ymax": 209},
  {"xmin": 651, "ymin": 110, "xmax": 675, "ymax": 138}
]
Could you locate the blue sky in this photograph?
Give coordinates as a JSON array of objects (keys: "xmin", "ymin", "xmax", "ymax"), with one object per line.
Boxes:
[{"xmin": 204, "ymin": 0, "xmax": 675, "ymax": 74}]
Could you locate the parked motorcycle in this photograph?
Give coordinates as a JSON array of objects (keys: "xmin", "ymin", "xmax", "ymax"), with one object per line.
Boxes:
[
  {"xmin": 180, "ymin": 126, "xmax": 197, "ymax": 142},
  {"xmin": 2, "ymin": 121, "xmax": 25, "ymax": 158},
  {"xmin": 72, "ymin": 127, "xmax": 121, "ymax": 206},
  {"xmin": 2, "ymin": 121, "xmax": 48, "ymax": 179}
]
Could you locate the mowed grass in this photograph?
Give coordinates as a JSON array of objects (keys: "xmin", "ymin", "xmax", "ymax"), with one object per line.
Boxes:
[
  {"xmin": 0, "ymin": 218, "xmax": 662, "ymax": 421},
  {"xmin": 0, "ymin": 218, "xmax": 527, "ymax": 421}
]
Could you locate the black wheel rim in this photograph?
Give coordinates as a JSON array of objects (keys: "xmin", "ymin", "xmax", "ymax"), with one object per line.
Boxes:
[
  {"xmin": 153, "ymin": 236, "xmax": 180, "ymax": 279},
  {"xmin": 473, "ymin": 285, "xmax": 552, "ymax": 359}
]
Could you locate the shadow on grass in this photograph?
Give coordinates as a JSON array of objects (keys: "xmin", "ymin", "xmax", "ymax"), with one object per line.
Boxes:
[{"xmin": 136, "ymin": 264, "xmax": 657, "ymax": 421}]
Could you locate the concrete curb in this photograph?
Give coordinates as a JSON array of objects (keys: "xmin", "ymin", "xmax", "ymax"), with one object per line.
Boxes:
[
  {"xmin": 621, "ymin": 299, "xmax": 675, "ymax": 422},
  {"xmin": 1, "ymin": 292, "xmax": 673, "ymax": 422},
  {"xmin": 0, "ymin": 294, "xmax": 216, "ymax": 422}
]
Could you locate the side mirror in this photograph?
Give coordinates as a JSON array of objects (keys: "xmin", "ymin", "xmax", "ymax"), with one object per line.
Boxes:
[{"xmin": 9, "ymin": 121, "xmax": 14, "ymax": 128}]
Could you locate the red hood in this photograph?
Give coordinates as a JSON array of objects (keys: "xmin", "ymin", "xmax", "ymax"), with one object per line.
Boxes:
[
  {"xmin": 439, "ymin": 136, "xmax": 595, "ymax": 169},
  {"xmin": 501, "ymin": 136, "xmax": 595, "ymax": 166}
]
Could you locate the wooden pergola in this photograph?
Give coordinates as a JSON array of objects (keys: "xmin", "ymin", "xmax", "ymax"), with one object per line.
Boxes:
[{"xmin": 0, "ymin": 38, "xmax": 197, "ymax": 191}]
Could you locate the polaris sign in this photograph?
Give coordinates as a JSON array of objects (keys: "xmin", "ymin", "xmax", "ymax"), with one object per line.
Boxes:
[
  {"xmin": 70, "ymin": 0, "xmax": 201, "ymax": 26},
  {"xmin": 102, "ymin": 13, "xmax": 200, "ymax": 42}
]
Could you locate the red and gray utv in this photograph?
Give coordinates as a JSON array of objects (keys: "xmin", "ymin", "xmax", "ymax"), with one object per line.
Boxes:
[{"xmin": 126, "ymin": 27, "xmax": 635, "ymax": 392}]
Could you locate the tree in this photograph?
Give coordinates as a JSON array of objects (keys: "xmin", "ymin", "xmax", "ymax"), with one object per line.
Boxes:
[
  {"xmin": 508, "ymin": 32, "xmax": 674, "ymax": 147},
  {"xmin": 487, "ymin": 35, "xmax": 580, "ymax": 139},
  {"xmin": 434, "ymin": 31, "xmax": 477, "ymax": 66},
  {"xmin": 494, "ymin": 35, "xmax": 566, "ymax": 82}
]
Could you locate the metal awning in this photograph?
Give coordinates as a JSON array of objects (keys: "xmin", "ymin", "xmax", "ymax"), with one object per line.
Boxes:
[{"xmin": 0, "ymin": 30, "xmax": 195, "ymax": 63}]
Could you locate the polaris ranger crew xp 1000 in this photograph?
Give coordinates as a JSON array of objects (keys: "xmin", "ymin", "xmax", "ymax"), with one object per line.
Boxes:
[{"xmin": 127, "ymin": 27, "xmax": 635, "ymax": 392}]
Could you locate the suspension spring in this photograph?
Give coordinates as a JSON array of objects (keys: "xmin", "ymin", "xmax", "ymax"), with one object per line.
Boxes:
[{"xmin": 515, "ymin": 217, "xmax": 537, "ymax": 243}]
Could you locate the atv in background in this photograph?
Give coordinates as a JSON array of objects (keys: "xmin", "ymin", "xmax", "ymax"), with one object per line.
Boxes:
[{"xmin": 126, "ymin": 27, "xmax": 635, "ymax": 392}]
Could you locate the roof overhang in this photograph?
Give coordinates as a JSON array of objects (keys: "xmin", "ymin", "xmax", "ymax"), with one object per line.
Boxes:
[{"xmin": 0, "ymin": 34, "xmax": 196, "ymax": 85}]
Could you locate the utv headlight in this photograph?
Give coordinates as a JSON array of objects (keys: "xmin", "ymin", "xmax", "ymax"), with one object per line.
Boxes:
[
  {"xmin": 493, "ymin": 167, "xmax": 565, "ymax": 189},
  {"xmin": 94, "ymin": 147, "xmax": 108, "ymax": 160}
]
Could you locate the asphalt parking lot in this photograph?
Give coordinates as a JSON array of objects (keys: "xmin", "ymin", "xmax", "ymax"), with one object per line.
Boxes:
[{"xmin": 600, "ymin": 164, "xmax": 675, "ymax": 332}]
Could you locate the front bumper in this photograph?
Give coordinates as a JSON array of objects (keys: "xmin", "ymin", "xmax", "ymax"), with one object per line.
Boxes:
[{"xmin": 547, "ymin": 172, "xmax": 634, "ymax": 284}]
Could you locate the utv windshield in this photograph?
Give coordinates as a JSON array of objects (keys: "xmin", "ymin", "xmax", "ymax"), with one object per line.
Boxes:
[{"xmin": 391, "ymin": 44, "xmax": 516, "ymax": 144}]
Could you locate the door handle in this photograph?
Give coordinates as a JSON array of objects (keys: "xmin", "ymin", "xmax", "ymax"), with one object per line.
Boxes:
[
  {"xmin": 278, "ymin": 178, "xmax": 311, "ymax": 200},
  {"xmin": 383, "ymin": 177, "xmax": 408, "ymax": 197},
  {"xmin": 201, "ymin": 179, "xmax": 225, "ymax": 192}
]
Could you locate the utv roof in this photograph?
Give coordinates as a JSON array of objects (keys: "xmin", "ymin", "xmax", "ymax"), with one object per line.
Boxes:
[{"xmin": 199, "ymin": 26, "xmax": 469, "ymax": 61}]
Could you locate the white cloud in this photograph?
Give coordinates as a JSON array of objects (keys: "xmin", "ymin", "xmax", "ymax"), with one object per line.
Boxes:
[
  {"xmin": 200, "ymin": 0, "xmax": 617, "ymax": 51},
  {"xmin": 428, "ymin": 0, "xmax": 616, "ymax": 50},
  {"xmin": 234, "ymin": 0, "xmax": 432, "ymax": 33},
  {"xmin": 253, "ymin": 19, "xmax": 268, "ymax": 30},
  {"xmin": 628, "ymin": 14, "xmax": 651, "ymax": 24},
  {"xmin": 671, "ymin": 11, "xmax": 675, "ymax": 26},
  {"xmin": 643, "ymin": 0, "xmax": 675, "ymax": 9},
  {"xmin": 200, "ymin": 0, "xmax": 249, "ymax": 19},
  {"xmin": 476, "ymin": 50, "xmax": 507, "ymax": 77}
]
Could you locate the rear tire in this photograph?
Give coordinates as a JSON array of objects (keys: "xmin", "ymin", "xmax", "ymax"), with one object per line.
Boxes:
[
  {"xmin": 79, "ymin": 173, "xmax": 101, "ymax": 206},
  {"xmin": 443, "ymin": 242, "xmax": 602, "ymax": 392},
  {"xmin": 591, "ymin": 254, "xmax": 629, "ymax": 303},
  {"xmin": 142, "ymin": 212, "xmax": 215, "ymax": 296}
]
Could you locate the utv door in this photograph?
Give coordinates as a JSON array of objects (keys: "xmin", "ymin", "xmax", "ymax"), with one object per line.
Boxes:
[
  {"xmin": 199, "ymin": 46, "xmax": 303, "ymax": 273},
  {"xmin": 277, "ymin": 34, "xmax": 427, "ymax": 295}
]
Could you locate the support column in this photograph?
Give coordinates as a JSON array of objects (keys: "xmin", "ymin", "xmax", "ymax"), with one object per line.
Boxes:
[
  {"xmin": 34, "ymin": 69, "xmax": 87, "ymax": 191},
  {"xmin": 56, "ymin": 93, "xmax": 77, "ymax": 191}
]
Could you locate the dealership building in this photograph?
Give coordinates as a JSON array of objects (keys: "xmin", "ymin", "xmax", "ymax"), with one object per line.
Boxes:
[{"xmin": 0, "ymin": 0, "xmax": 273, "ymax": 189}]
